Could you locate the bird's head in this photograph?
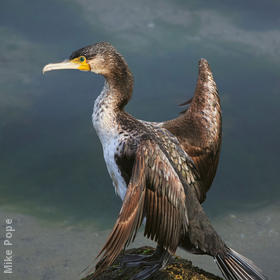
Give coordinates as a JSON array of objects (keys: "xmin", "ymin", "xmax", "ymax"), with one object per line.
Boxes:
[
  {"xmin": 43, "ymin": 42, "xmax": 133, "ymax": 106},
  {"xmin": 43, "ymin": 42, "xmax": 129, "ymax": 78}
]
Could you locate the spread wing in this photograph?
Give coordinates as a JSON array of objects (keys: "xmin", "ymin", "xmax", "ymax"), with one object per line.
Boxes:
[
  {"xmin": 92, "ymin": 139, "xmax": 193, "ymax": 277},
  {"xmin": 163, "ymin": 59, "xmax": 222, "ymax": 203}
]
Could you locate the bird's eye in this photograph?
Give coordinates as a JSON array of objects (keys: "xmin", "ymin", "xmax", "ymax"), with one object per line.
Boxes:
[{"xmin": 79, "ymin": 56, "xmax": 85, "ymax": 62}]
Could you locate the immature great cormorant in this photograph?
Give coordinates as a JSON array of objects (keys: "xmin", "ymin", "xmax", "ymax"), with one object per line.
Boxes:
[{"xmin": 43, "ymin": 42, "xmax": 267, "ymax": 280}]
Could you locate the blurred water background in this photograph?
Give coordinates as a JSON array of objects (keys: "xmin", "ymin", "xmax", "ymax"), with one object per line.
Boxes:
[{"xmin": 0, "ymin": 0, "xmax": 279, "ymax": 279}]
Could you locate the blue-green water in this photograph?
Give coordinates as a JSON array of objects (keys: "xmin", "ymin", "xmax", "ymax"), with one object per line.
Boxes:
[{"xmin": 1, "ymin": 0, "xmax": 280, "ymax": 279}]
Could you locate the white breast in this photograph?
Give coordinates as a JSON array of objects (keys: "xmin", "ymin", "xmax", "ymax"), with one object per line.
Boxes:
[
  {"xmin": 102, "ymin": 138, "xmax": 127, "ymax": 201},
  {"xmin": 92, "ymin": 86, "xmax": 127, "ymax": 201}
]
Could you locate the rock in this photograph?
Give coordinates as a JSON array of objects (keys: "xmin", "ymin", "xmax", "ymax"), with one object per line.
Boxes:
[{"xmin": 81, "ymin": 246, "xmax": 222, "ymax": 280}]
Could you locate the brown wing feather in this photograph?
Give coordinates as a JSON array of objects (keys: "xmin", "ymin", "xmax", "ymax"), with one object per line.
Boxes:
[
  {"xmin": 163, "ymin": 58, "xmax": 222, "ymax": 203},
  {"xmin": 93, "ymin": 139, "xmax": 189, "ymax": 277},
  {"xmin": 143, "ymin": 140, "xmax": 188, "ymax": 252},
  {"xmin": 91, "ymin": 155, "xmax": 146, "ymax": 278}
]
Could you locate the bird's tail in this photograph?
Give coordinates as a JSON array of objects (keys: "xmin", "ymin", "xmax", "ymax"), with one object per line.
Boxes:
[{"xmin": 214, "ymin": 247, "xmax": 268, "ymax": 280}]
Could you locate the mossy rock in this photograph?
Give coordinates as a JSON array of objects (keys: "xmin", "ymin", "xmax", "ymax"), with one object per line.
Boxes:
[{"xmin": 81, "ymin": 246, "xmax": 222, "ymax": 280}]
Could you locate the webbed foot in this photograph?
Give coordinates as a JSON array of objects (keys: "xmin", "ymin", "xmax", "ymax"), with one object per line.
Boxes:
[
  {"xmin": 130, "ymin": 263, "xmax": 163, "ymax": 280},
  {"xmin": 119, "ymin": 244, "xmax": 164, "ymax": 267},
  {"xmin": 125, "ymin": 246, "xmax": 171, "ymax": 280}
]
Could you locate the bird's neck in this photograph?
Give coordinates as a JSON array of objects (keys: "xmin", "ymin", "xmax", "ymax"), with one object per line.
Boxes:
[
  {"xmin": 92, "ymin": 68, "xmax": 133, "ymax": 143},
  {"xmin": 103, "ymin": 61, "xmax": 134, "ymax": 111}
]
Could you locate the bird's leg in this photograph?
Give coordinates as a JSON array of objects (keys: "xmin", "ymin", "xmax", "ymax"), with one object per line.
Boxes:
[
  {"xmin": 130, "ymin": 248, "xmax": 171, "ymax": 280},
  {"xmin": 119, "ymin": 245, "xmax": 171, "ymax": 280},
  {"xmin": 119, "ymin": 244, "xmax": 164, "ymax": 267}
]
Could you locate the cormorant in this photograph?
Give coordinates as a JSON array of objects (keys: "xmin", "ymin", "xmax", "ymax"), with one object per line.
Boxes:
[{"xmin": 43, "ymin": 42, "xmax": 267, "ymax": 280}]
